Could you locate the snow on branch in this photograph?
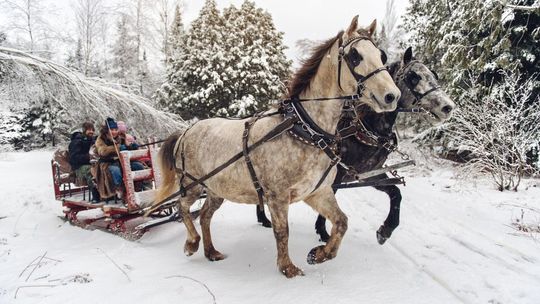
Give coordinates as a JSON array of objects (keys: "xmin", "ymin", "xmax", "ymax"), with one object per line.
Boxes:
[
  {"xmin": 0, "ymin": 47, "xmax": 186, "ymax": 143},
  {"xmin": 505, "ymin": 4, "xmax": 540, "ymax": 11},
  {"xmin": 444, "ymin": 70, "xmax": 540, "ymax": 191}
]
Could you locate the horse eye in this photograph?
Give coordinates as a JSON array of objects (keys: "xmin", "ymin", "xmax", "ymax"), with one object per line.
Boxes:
[
  {"xmin": 408, "ymin": 72, "xmax": 421, "ymax": 87},
  {"xmin": 380, "ymin": 50, "xmax": 387, "ymax": 64},
  {"xmin": 430, "ymin": 69, "xmax": 439, "ymax": 80},
  {"xmin": 348, "ymin": 48, "xmax": 363, "ymax": 66}
]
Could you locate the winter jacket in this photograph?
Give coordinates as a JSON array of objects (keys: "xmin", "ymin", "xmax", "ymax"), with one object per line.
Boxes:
[
  {"xmin": 93, "ymin": 134, "xmax": 121, "ymax": 199},
  {"xmin": 68, "ymin": 132, "xmax": 96, "ymax": 170}
]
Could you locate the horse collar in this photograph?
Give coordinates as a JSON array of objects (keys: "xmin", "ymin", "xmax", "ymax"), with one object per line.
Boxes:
[{"xmin": 353, "ymin": 118, "xmax": 398, "ymax": 153}]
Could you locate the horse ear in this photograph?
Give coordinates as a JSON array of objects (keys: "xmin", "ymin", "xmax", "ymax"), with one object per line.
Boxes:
[
  {"xmin": 346, "ymin": 15, "xmax": 359, "ymax": 36},
  {"xmin": 366, "ymin": 19, "xmax": 377, "ymax": 37},
  {"xmin": 403, "ymin": 47, "xmax": 413, "ymax": 65}
]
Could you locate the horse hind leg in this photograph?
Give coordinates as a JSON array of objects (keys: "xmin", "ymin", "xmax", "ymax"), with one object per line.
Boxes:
[
  {"xmin": 315, "ymin": 215, "xmax": 330, "ymax": 242},
  {"xmin": 256, "ymin": 205, "xmax": 272, "ymax": 228},
  {"xmin": 314, "ymin": 188, "xmax": 338, "ymax": 243},
  {"xmin": 304, "ymin": 187, "xmax": 348, "ymax": 265},
  {"xmin": 200, "ymin": 193, "xmax": 225, "ymax": 261},
  {"xmin": 180, "ymin": 188, "xmax": 204, "ymax": 256},
  {"xmin": 374, "ymin": 184, "xmax": 401, "ymax": 245}
]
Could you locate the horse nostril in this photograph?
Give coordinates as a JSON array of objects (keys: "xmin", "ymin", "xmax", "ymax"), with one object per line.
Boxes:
[
  {"xmin": 442, "ymin": 105, "xmax": 453, "ymax": 114},
  {"xmin": 384, "ymin": 93, "xmax": 396, "ymax": 104}
]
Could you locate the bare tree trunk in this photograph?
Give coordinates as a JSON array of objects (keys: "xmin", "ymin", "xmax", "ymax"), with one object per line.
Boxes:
[{"xmin": 74, "ymin": 0, "xmax": 104, "ymax": 76}]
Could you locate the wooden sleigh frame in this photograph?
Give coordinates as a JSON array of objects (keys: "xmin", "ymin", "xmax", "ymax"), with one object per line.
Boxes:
[{"xmin": 51, "ymin": 142, "xmax": 200, "ymax": 239}]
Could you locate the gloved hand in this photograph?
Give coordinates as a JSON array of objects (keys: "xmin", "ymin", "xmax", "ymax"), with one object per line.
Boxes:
[
  {"xmin": 129, "ymin": 143, "xmax": 139, "ymax": 150},
  {"xmin": 119, "ymin": 144, "xmax": 127, "ymax": 151}
]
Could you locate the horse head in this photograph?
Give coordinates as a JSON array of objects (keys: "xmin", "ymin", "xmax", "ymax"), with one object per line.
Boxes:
[
  {"xmin": 339, "ymin": 17, "xmax": 400, "ymax": 113},
  {"xmin": 394, "ymin": 47, "xmax": 455, "ymax": 122}
]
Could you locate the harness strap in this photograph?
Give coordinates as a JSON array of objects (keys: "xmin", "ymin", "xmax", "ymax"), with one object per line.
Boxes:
[
  {"xmin": 311, "ymin": 157, "xmax": 340, "ymax": 194},
  {"xmin": 243, "ymin": 117, "xmax": 265, "ymax": 209},
  {"xmin": 148, "ymin": 116, "xmax": 298, "ymax": 211}
]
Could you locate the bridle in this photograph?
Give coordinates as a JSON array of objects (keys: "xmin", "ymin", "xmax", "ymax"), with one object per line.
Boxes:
[
  {"xmin": 395, "ymin": 60, "xmax": 441, "ymax": 107},
  {"xmin": 337, "ymin": 35, "xmax": 390, "ymax": 99},
  {"xmin": 280, "ymin": 34, "xmax": 395, "ymax": 153}
]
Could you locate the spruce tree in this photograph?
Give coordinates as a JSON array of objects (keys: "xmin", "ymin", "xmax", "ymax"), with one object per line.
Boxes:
[
  {"xmin": 221, "ymin": 0, "xmax": 291, "ymax": 117},
  {"xmin": 154, "ymin": 3, "xmax": 185, "ymax": 111},
  {"xmin": 402, "ymin": 0, "xmax": 539, "ymax": 99},
  {"xmin": 161, "ymin": 0, "xmax": 227, "ymax": 119},
  {"xmin": 402, "ymin": 0, "xmax": 540, "ymax": 175},
  {"xmin": 66, "ymin": 39, "xmax": 83, "ymax": 73},
  {"xmin": 167, "ymin": 4, "xmax": 185, "ymax": 63},
  {"xmin": 110, "ymin": 14, "xmax": 138, "ymax": 86},
  {"xmin": 156, "ymin": 0, "xmax": 291, "ymax": 119}
]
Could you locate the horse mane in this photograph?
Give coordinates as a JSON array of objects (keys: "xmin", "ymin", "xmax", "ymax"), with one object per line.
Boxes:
[
  {"xmin": 287, "ymin": 28, "xmax": 376, "ymax": 99},
  {"xmin": 287, "ymin": 31, "xmax": 344, "ymax": 99}
]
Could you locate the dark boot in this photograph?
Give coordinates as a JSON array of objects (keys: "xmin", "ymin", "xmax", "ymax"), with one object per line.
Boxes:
[{"xmin": 91, "ymin": 187, "xmax": 101, "ymax": 204}]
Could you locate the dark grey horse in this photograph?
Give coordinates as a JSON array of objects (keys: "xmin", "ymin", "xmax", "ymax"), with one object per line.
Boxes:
[{"xmin": 257, "ymin": 47, "xmax": 455, "ymax": 244}]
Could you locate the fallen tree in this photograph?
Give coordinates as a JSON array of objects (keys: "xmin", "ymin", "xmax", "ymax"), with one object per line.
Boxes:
[{"xmin": 0, "ymin": 47, "xmax": 186, "ymax": 150}]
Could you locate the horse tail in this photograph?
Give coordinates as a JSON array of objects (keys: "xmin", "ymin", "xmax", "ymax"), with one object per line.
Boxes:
[{"xmin": 146, "ymin": 131, "xmax": 182, "ymax": 215}]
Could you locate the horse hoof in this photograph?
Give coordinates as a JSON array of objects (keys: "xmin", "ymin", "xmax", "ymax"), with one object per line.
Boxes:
[
  {"xmin": 280, "ymin": 264, "xmax": 304, "ymax": 278},
  {"xmin": 376, "ymin": 225, "xmax": 392, "ymax": 245},
  {"xmin": 261, "ymin": 219, "xmax": 272, "ymax": 228},
  {"xmin": 307, "ymin": 245, "xmax": 327, "ymax": 265},
  {"xmin": 184, "ymin": 238, "xmax": 200, "ymax": 256},
  {"xmin": 206, "ymin": 250, "xmax": 226, "ymax": 261}
]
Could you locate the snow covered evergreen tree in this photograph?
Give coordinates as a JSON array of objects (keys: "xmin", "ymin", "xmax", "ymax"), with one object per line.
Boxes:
[
  {"xmin": 156, "ymin": 0, "xmax": 227, "ymax": 119},
  {"xmin": 220, "ymin": 1, "xmax": 291, "ymax": 117},
  {"xmin": 166, "ymin": 4, "xmax": 185, "ymax": 64},
  {"xmin": 402, "ymin": 0, "xmax": 539, "ymax": 99},
  {"xmin": 65, "ymin": 39, "xmax": 84, "ymax": 73},
  {"xmin": 154, "ymin": 4, "xmax": 186, "ymax": 111},
  {"xmin": 155, "ymin": 0, "xmax": 291, "ymax": 119},
  {"xmin": 110, "ymin": 14, "xmax": 138, "ymax": 87},
  {"xmin": 403, "ymin": 0, "xmax": 540, "ymax": 186}
]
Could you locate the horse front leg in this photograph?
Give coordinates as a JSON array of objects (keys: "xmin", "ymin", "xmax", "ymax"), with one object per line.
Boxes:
[
  {"xmin": 200, "ymin": 193, "xmax": 225, "ymax": 261},
  {"xmin": 267, "ymin": 199, "xmax": 304, "ymax": 278},
  {"xmin": 304, "ymin": 186, "xmax": 348, "ymax": 264},
  {"xmin": 373, "ymin": 184, "xmax": 401, "ymax": 245}
]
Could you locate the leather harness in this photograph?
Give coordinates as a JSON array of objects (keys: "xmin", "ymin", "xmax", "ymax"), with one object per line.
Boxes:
[{"xmin": 149, "ymin": 35, "xmax": 392, "ymax": 212}]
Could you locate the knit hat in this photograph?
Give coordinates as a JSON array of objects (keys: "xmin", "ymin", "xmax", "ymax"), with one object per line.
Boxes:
[
  {"xmin": 117, "ymin": 121, "xmax": 127, "ymax": 133},
  {"xmin": 105, "ymin": 117, "xmax": 118, "ymax": 129}
]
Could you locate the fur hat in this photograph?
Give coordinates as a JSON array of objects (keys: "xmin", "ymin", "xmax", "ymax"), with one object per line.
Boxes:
[
  {"xmin": 117, "ymin": 121, "xmax": 127, "ymax": 133},
  {"xmin": 105, "ymin": 117, "xmax": 118, "ymax": 129}
]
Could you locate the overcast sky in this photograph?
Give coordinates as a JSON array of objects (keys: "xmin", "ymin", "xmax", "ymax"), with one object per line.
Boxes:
[
  {"xmin": 0, "ymin": 0, "xmax": 409, "ymax": 65},
  {"xmin": 183, "ymin": 0, "xmax": 410, "ymax": 62}
]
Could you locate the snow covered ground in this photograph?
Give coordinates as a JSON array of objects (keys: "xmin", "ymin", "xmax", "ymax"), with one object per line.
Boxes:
[{"xmin": 1, "ymin": 147, "xmax": 539, "ymax": 304}]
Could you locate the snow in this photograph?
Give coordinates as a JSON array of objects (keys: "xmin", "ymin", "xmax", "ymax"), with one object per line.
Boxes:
[{"xmin": 1, "ymin": 147, "xmax": 540, "ymax": 304}]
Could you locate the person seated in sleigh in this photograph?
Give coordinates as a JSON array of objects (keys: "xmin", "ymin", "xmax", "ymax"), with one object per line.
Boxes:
[
  {"xmin": 68, "ymin": 121, "xmax": 100, "ymax": 203},
  {"xmin": 93, "ymin": 117, "xmax": 145, "ymax": 203}
]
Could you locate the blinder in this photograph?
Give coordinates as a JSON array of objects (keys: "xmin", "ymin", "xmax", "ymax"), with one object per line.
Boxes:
[
  {"xmin": 398, "ymin": 60, "xmax": 441, "ymax": 105},
  {"xmin": 337, "ymin": 36, "xmax": 390, "ymax": 98}
]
